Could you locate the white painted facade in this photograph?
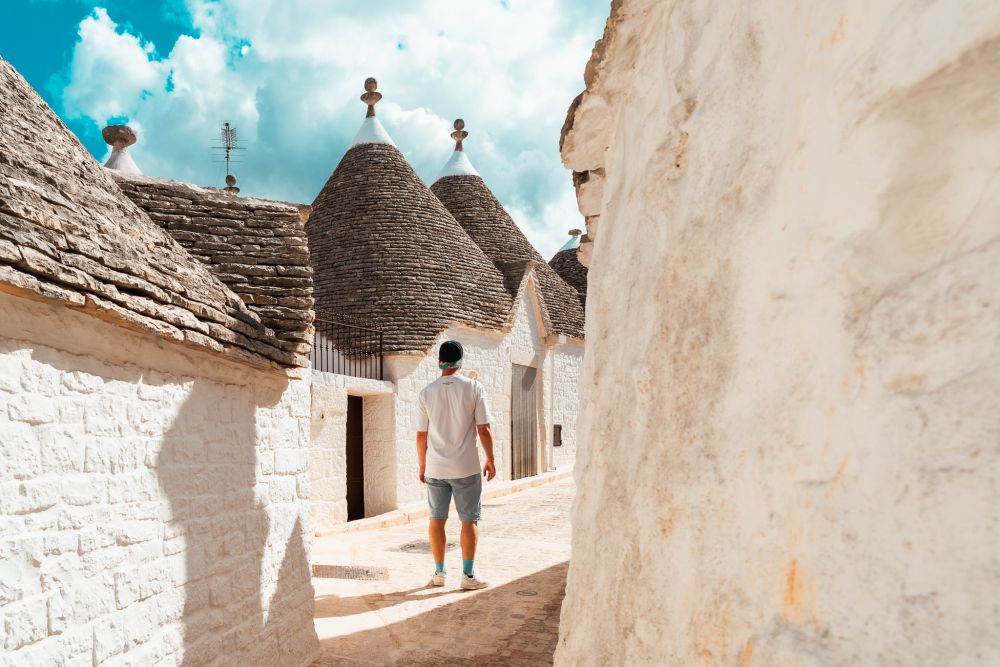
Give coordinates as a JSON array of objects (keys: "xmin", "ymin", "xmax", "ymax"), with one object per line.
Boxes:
[
  {"xmin": 0, "ymin": 291, "xmax": 318, "ymax": 666},
  {"xmin": 308, "ymin": 276, "xmax": 584, "ymax": 528},
  {"xmin": 308, "ymin": 373, "xmax": 395, "ymax": 534}
]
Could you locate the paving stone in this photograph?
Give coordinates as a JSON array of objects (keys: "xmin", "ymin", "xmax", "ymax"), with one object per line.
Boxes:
[{"xmin": 311, "ymin": 479, "xmax": 574, "ymax": 666}]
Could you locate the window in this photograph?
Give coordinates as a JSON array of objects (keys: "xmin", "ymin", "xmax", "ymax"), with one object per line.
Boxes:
[{"xmin": 553, "ymin": 424, "xmax": 563, "ymax": 447}]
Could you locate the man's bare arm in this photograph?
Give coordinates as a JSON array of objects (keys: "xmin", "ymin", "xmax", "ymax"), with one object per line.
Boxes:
[
  {"xmin": 477, "ymin": 424, "xmax": 496, "ymax": 481},
  {"xmin": 416, "ymin": 431, "xmax": 428, "ymax": 483}
]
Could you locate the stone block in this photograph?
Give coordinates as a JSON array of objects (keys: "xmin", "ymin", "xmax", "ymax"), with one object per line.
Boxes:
[
  {"xmin": 274, "ymin": 449, "xmax": 306, "ymax": 474},
  {"xmin": 18, "ymin": 363, "xmax": 59, "ymax": 395},
  {"xmin": 8, "ymin": 394, "xmax": 56, "ymax": 425},
  {"xmin": 47, "ymin": 589, "xmax": 70, "ymax": 635},
  {"xmin": 0, "ymin": 422, "xmax": 40, "ymax": 480},
  {"xmin": 60, "ymin": 475, "xmax": 106, "ymax": 506},
  {"xmin": 38, "ymin": 426, "xmax": 85, "ymax": 473},
  {"xmin": 4, "ymin": 595, "xmax": 48, "ymax": 650},
  {"xmin": 78, "ymin": 528, "xmax": 115, "ymax": 555},
  {"xmin": 92, "ymin": 614, "xmax": 125, "ymax": 663},
  {"xmin": 60, "ymin": 370, "xmax": 104, "ymax": 395}
]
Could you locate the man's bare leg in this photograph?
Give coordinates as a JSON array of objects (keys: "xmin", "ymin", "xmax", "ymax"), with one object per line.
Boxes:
[
  {"xmin": 459, "ymin": 521, "xmax": 488, "ymax": 588},
  {"xmin": 429, "ymin": 519, "xmax": 447, "ymax": 564},
  {"xmin": 460, "ymin": 521, "xmax": 478, "ymax": 562}
]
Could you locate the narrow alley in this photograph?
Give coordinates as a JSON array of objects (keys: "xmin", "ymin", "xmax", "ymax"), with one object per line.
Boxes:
[{"xmin": 310, "ymin": 479, "xmax": 574, "ymax": 666}]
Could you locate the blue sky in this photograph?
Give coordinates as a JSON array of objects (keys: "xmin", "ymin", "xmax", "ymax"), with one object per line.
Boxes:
[{"xmin": 1, "ymin": 0, "xmax": 608, "ymax": 257}]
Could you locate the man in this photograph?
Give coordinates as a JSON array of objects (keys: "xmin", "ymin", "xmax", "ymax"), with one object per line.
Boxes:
[{"xmin": 416, "ymin": 340, "xmax": 496, "ymax": 590}]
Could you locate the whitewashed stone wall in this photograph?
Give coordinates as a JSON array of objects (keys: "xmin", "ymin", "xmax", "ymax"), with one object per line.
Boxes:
[
  {"xmin": 0, "ymin": 292, "xmax": 318, "ymax": 666},
  {"xmin": 557, "ymin": 1, "xmax": 1000, "ymax": 665},
  {"xmin": 548, "ymin": 345, "xmax": 583, "ymax": 471},
  {"xmin": 309, "ymin": 374, "xmax": 348, "ymax": 531},
  {"xmin": 308, "ymin": 372, "xmax": 394, "ymax": 532}
]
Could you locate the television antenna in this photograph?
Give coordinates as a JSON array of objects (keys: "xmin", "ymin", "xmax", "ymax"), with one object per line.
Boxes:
[
  {"xmin": 212, "ymin": 121, "xmax": 244, "ymax": 177},
  {"xmin": 212, "ymin": 121, "xmax": 245, "ymax": 193}
]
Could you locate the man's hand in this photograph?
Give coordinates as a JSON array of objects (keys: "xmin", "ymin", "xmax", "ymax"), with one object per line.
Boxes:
[
  {"xmin": 419, "ymin": 466, "xmax": 426, "ymax": 484},
  {"xmin": 476, "ymin": 424, "xmax": 496, "ymax": 482}
]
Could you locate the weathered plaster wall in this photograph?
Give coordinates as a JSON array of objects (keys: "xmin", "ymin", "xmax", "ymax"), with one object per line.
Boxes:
[
  {"xmin": 0, "ymin": 291, "xmax": 318, "ymax": 665},
  {"xmin": 557, "ymin": 2, "xmax": 1000, "ymax": 665}
]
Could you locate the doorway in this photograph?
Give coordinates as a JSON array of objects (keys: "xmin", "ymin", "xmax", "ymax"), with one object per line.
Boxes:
[
  {"xmin": 510, "ymin": 364, "xmax": 538, "ymax": 480},
  {"xmin": 346, "ymin": 395, "xmax": 365, "ymax": 520}
]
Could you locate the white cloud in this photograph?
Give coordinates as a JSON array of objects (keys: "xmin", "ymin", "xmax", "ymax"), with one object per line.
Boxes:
[
  {"xmin": 62, "ymin": 8, "xmax": 165, "ymax": 123},
  {"xmin": 60, "ymin": 0, "xmax": 607, "ymax": 257}
]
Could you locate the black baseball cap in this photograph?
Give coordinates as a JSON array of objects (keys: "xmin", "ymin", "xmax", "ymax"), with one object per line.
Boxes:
[{"xmin": 439, "ymin": 340, "xmax": 464, "ymax": 363}]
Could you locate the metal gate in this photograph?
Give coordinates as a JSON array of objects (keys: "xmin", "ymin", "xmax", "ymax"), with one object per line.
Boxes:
[{"xmin": 510, "ymin": 364, "xmax": 538, "ymax": 480}]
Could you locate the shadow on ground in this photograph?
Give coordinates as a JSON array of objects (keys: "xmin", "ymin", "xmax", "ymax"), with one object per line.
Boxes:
[
  {"xmin": 315, "ymin": 586, "xmax": 456, "ymax": 618},
  {"xmin": 313, "ymin": 561, "xmax": 569, "ymax": 666}
]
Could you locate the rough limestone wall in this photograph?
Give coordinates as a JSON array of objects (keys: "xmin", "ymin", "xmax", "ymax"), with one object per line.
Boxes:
[
  {"xmin": 556, "ymin": 2, "xmax": 1000, "ymax": 666},
  {"xmin": 387, "ymin": 285, "xmax": 548, "ymax": 503},
  {"xmin": 549, "ymin": 344, "xmax": 583, "ymax": 470},
  {"xmin": 0, "ymin": 292, "xmax": 318, "ymax": 666},
  {"xmin": 308, "ymin": 372, "xmax": 395, "ymax": 530}
]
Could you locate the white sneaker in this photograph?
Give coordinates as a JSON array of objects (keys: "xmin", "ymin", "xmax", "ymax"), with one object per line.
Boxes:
[
  {"xmin": 428, "ymin": 571, "xmax": 447, "ymax": 587},
  {"xmin": 460, "ymin": 573, "xmax": 489, "ymax": 590}
]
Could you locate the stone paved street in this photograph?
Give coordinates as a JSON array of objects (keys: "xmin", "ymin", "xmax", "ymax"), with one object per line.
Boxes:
[{"xmin": 310, "ymin": 478, "xmax": 573, "ymax": 666}]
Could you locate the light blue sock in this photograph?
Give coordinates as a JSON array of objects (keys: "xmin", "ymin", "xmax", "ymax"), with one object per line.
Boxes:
[
  {"xmin": 462, "ymin": 560, "xmax": 474, "ymax": 577},
  {"xmin": 435, "ymin": 562, "xmax": 445, "ymax": 574}
]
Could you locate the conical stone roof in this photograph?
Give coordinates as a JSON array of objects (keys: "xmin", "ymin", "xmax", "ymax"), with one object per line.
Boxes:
[
  {"xmin": 549, "ymin": 230, "xmax": 588, "ymax": 308},
  {"xmin": 0, "ymin": 58, "xmax": 306, "ymax": 368},
  {"xmin": 307, "ymin": 81, "xmax": 512, "ymax": 354},
  {"xmin": 430, "ymin": 122, "xmax": 585, "ymax": 340}
]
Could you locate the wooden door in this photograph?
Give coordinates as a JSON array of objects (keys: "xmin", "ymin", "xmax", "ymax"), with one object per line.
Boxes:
[
  {"xmin": 346, "ymin": 395, "xmax": 365, "ymax": 521},
  {"xmin": 510, "ymin": 364, "xmax": 538, "ymax": 480}
]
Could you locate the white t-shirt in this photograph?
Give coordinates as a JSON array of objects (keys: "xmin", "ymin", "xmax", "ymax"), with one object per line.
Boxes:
[{"xmin": 417, "ymin": 374, "xmax": 492, "ymax": 479}]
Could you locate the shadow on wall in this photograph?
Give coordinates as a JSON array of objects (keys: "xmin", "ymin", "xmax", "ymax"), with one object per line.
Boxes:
[
  {"xmin": 314, "ymin": 561, "xmax": 568, "ymax": 665},
  {"xmin": 157, "ymin": 379, "xmax": 317, "ymax": 665}
]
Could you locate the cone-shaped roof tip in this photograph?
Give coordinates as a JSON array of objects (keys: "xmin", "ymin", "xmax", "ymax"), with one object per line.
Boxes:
[
  {"xmin": 351, "ymin": 77, "xmax": 395, "ymax": 147},
  {"xmin": 434, "ymin": 118, "xmax": 479, "ymax": 181},
  {"xmin": 559, "ymin": 229, "xmax": 582, "ymax": 251},
  {"xmin": 360, "ymin": 76, "xmax": 382, "ymax": 117},
  {"xmin": 102, "ymin": 124, "xmax": 141, "ymax": 175},
  {"xmin": 451, "ymin": 118, "xmax": 468, "ymax": 151}
]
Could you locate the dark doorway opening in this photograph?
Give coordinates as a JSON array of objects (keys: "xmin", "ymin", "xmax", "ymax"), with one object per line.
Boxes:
[
  {"xmin": 346, "ymin": 395, "xmax": 365, "ymax": 521},
  {"xmin": 511, "ymin": 364, "xmax": 538, "ymax": 480}
]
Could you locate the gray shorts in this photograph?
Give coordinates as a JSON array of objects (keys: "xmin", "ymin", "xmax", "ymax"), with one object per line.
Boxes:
[{"xmin": 425, "ymin": 473, "xmax": 482, "ymax": 522}]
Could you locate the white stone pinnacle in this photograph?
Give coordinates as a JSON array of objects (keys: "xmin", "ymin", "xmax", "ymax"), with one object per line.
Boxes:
[
  {"xmin": 350, "ymin": 116, "xmax": 396, "ymax": 147},
  {"xmin": 435, "ymin": 149, "xmax": 480, "ymax": 181}
]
